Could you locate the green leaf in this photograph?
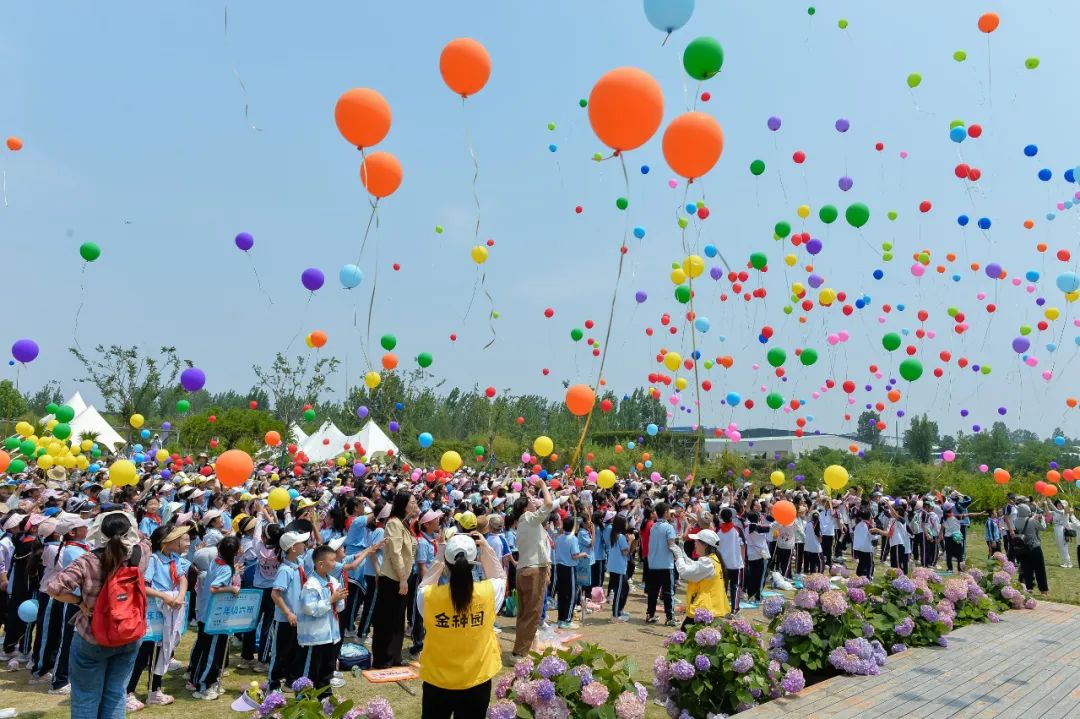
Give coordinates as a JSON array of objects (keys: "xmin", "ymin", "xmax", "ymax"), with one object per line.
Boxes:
[{"xmin": 597, "ymin": 706, "xmax": 616, "ymax": 719}]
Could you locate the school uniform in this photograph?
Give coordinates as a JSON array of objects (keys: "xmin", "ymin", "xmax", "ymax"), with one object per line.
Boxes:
[
  {"xmin": 888, "ymin": 518, "xmax": 911, "ymax": 574},
  {"xmin": 130, "ymin": 551, "xmax": 190, "ymax": 695},
  {"xmin": 268, "ymin": 558, "xmax": 304, "ymax": 691},
  {"xmin": 553, "ymin": 532, "xmax": 580, "ymax": 623},
  {"xmin": 818, "ymin": 510, "xmax": 836, "ymax": 568},
  {"xmin": 744, "ymin": 523, "xmax": 771, "ymax": 602},
  {"xmin": 50, "ymin": 540, "xmax": 90, "ymax": 691},
  {"xmin": 942, "ymin": 515, "xmax": 965, "ymax": 571},
  {"xmin": 30, "ymin": 541, "xmax": 63, "ymax": 679},
  {"xmin": 139, "ymin": 514, "xmax": 162, "ymax": 538},
  {"xmin": 606, "ymin": 532, "xmax": 631, "ymax": 617},
  {"xmin": 803, "ymin": 514, "xmax": 823, "ymax": 574},
  {"xmin": 252, "ymin": 538, "xmax": 280, "ymax": 664},
  {"xmin": 852, "ymin": 521, "xmax": 875, "ymax": 578},
  {"xmin": 646, "ymin": 520, "xmax": 677, "ymax": 622},
  {"xmin": 190, "ymin": 558, "xmax": 234, "ymax": 692},
  {"xmin": 771, "ymin": 522, "xmax": 795, "ymax": 578},
  {"xmin": 298, "ymin": 572, "xmax": 344, "ymax": 690},
  {"xmin": 716, "ymin": 523, "xmax": 744, "ymax": 613},
  {"xmin": 358, "ymin": 526, "xmax": 384, "ymax": 639},
  {"xmin": 410, "ymin": 532, "xmax": 437, "ymax": 652}
]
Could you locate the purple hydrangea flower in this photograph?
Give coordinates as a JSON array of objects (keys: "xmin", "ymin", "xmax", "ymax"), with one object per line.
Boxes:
[
  {"xmin": 664, "ymin": 631, "xmax": 688, "ymax": 646},
  {"xmin": 364, "ymin": 698, "xmax": 394, "ymax": 719},
  {"xmin": 895, "ymin": 616, "xmax": 915, "ymax": 637},
  {"xmin": 671, "ymin": 659, "xmax": 696, "ymax": 681},
  {"xmin": 767, "ymin": 659, "xmax": 781, "ymax": 678},
  {"xmin": 487, "ymin": 700, "xmax": 517, "ymax": 719},
  {"xmin": 847, "ymin": 575, "xmax": 870, "ymax": 588},
  {"xmin": 988, "ymin": 611, "xmax": 1000, "ymax": 623},
  {"xmin": 571, "ymin": 665, "xmax": 593, "ymax": 686},
  {"xmin": 653, "ymin": 656, "xmax": 672, "ymax": 681},
  {"xmin": 1001, "ymin": 586, "xmax": 1020, "ymax": 601},
  {"xmin": 581, "ymin": 682, "xmax": 609, "ymax": 707},
  {"xmin": 769, "ymin": 633, "xmax": 786, "ymax": 648},
  {"xmin": 804, "ymin": 573, "xmax": 832, "ymax": 592},
  {"xmin": 290, "ymin": 677, "xmax": 313, "ymax": 693},
  {"xmin": 495, "ymin": 673, "xmax": 514, "ymax": 699},
  {"xmin": 992, "ymin": 571, "xmax": 1010, "ymax": 586},
  {"xmin": 514, "ymin": 657, "xmax": 534, "ymax": 678},
  {"xmin": 967, "ymin": 568, "xmax": 984, "ymax": 583},
  {"xmin": 820, "ymin": 590, "xmax": 849, "ymax": 617},
  {"xmin": 634, "ymin": 682, "xmax": 647, "ymax": 704},
  {"xmin": 1024, "ymin": 598, "xmax": 1038, "ymax": 610},
  {"xmin": 537, "ymin": 655, "xmax": 567, "ymax": 679},
  {"xmin": 891, "ymin": 577, "xmax": 916, "ymax": 594},
  {"xmin": 768, "ymin": 647, "xmax": 790, "ymax": 663},
  {"xmin": 794, "ymin": 589, "xmax": 820, "ymax": 609},
  {"xmin": 848, "ymin": 587, "xmax": 867, "ymax": 604},
  {"xmin": 762, "ymin": 594, "xmax": 786, "ymax": 619},
  {"xmin": 259, "ymin": 691, "xmax": 286, "ymax": 715},
  {"xmin": 615, "ymin": 691, "xmax": 646, "ymax": 719},
  {"xmin": 937, "ymin": 636, "xmax": 949, "ymax": 648},
  {"xmin": 891, "ymin": 643, "xmax": 907, "ymax": 654},
  {"xmin": 535, "ymin": 678, "xmax": 556, "ymax": 702},
  {"xmin": 533, "ymin": 697, "xmax": 570, "ymax": 719},
  {"xmin": 781, "ymin": 667, "xmax": 806, "ymax": 694},
  {"xmin": 943, "ymin": 579, "xmax": 967, "ymax": 603},
  {"xmin": 693, "ymin": 607, "xmax": 714, "ymax": 624},
  {"xmin": 861, "ymin": 621, "xmax": 875, "ymax": 637},
  {"xmin": 780, "ymin": 610, "xmax": 814, "ymax": 636},
  {"xmin": 732, "ymin": 653, "xmax": 753, "ymax": 673},
  {"xmin": 694, "ymin": 627, "xmax": 721, "ymax": 646},
  {"xmin": 920, "ymin": 604, "xmax": 940, "ymax": 623},
  {"xmin": 729, "ymin": 617, "xmax": 760, "ymax": 639}
]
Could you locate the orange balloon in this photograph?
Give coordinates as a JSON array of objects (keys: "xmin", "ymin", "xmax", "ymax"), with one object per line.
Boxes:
[
  {"xmin": 1047, "ymin": 470, "xmax": 1061, "ymax": 483},
  {"xmin": 993, "ymin": 468, "xmax": 1010, "ymax": 484},
  {"xmin": 6, "ymin": 137, "xmax": 22, "ymax": 152},
  {"xmin": 0, "ymin": 449, "xmax": 9, "ymax": 472},
  {"xmin": 773, "ymin": 500, "xmax": 796, "ymax": 527},
  {"xmin": 565, "ymin": 384, "xmax": 596, "ymax": 416},
  {"xmin": 1067, "ymin": 397, "xmax": 1078, "ymax": 408},
  {"xmin": 887, "ymin": 389, "xmax": 901, "ymax": 403},
  {"xmin": 360, "ymin": 151, "xmax": 403, "ymax": 198},
  {"xmin": 978, "ymin": 12, "xmax": 1000, "ymax": 33},
  {"xmin": 439, "ymin": 38, "xmax": 491, "ymax": 97},
  {"xmin": 662, "ymin": 112, "xmax": 724, "ymax": 179},
  {"xmin": 216, "ymin": 449, "xmax": 254, "ymax": 488},
  {"xmin": 1046, "ymin": 483, "xmax": 1059, "ymax": 496},
  {"xmin": 265, "ymin": 431, "xmax": 282, "ymax": 447},
  {"xmin": 381, "ymin": 352, "xmax": 399, "ymax": 370},
  {"xmin": 309, "ymin": 330, "xmax": 328, "ymax": 348},
  {"xmin": 334, "ymin": 88, "xmax": 391, "ymax": 148},
  {"xmin": 588, "ymin": 67, "xmax": 664, "ymax": 152}
]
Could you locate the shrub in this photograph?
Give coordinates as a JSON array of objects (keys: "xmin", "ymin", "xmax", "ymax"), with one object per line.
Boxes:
[
  {"xmin": 978, "ymin": 553, "xmax": 1038, "ymax": 611},
  {"xmin": 254, "ymin": 682, "xmax": 393, "ymax": 719},
  {"xmin": 765, "ymin": 574, "xmax": 867, "ymax": 671},
  {"xmin": 863, "ymin": 568, "xmax": 949, "ymax": 651}
]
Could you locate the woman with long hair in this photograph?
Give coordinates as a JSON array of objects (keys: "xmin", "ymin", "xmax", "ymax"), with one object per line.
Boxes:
[
  {"xmin": 417, "ymin": 532, "xmax": 506, "ymax": 718},
  {"xmin": 371, "ymin": 489, "xmax": 418, "ymax": 668},
  {"xmin": 46, "ymin": 511, "xmax": 151, "ymax": 719},
  {"xmin": 606, "ymin": 514, "xmax": 634, "ymax": 621},
  {"xmin": 672, "ymin": 528, "xmax": 730, "ymax": 628}
]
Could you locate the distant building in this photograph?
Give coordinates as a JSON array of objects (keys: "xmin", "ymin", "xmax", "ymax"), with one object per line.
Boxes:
[{"xmin": 693, "ymin": 431, "xmax": 871, "ymax": 458}]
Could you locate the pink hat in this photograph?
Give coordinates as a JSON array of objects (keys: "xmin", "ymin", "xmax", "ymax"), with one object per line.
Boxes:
[{"xmin": 419, "ymin": 510, "xmax": 443, "ymax": 526}]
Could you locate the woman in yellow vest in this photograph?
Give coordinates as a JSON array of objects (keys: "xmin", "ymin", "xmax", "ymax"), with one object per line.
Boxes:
[
  {"xmin": 672, "ymin": 528, "xmax": 730, "ymax": 628},
  {"xmin": 416, "ymin": 531, "xmax": 506, "ymax": 718}
]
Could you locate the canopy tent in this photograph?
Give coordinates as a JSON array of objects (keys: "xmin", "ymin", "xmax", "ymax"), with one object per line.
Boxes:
[
  {"xmin": 297, "ymin": 421, "xmax": 350, "ymax": 463},
  {"xmin": 290, "ymin": 423, "xmax": 310, "ymax": 445},
  {"xmin": 346, "ymin": 420, "xmax": 401, "ymax": 460},
  {"xmin": 39, "ymin": 393, "xmax": 127, "ymax": 453}
]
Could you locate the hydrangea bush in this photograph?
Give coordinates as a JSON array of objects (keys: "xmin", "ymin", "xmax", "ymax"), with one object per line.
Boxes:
[
  {"xmin": 863, "ymin": 568, "xmax": 949, "ymax": 652},
  {"xmin": 489, "ymin": 643, "xmax": 646, "ymax": 719},
  {"xmin": 765, "ymin": 573, "xmax": 865, "ymax": 671},
  {"xmin": 655, "ymin": 609, "xmax": 805, "ymax": 717},
  {"xmin": 254, "ymin": 681, "xmax": 393, "ymax": 719},
  {"xmin": 978, "ymin": 553, "xmax": 1038, "ymax": 613}
]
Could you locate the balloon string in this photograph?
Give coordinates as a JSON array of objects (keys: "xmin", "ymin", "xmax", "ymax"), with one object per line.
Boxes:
[
  {"xmin": 2, "ymin": 170, "xmax": 7, "ymax": 207},
  {"xmin": 680, "ymin": 182, "xmax": 704, "ymax": 484},
  {"xmin": 72, "ymin": 262, "xmax": 88, "ymax": 351},
  {"xmin": 355, "ymin": 197, "xmax": 380, "ymax": 267},
  {"xmin": 569, "ymin": 153, "xmax": 632, "ymax": 472},
  {"xmin": 365, "ymin": 212, "xmax": 381, "ymax": 368},
  {"xmin": 283, "ymin": 293, "xmax": 313, "ymax": 354},
  {"xmin": 247, "ymin": 252, "xmax": 274, "ymax": 306},
  {"xmin": 462, "ymin": 269, "xmax": 480, "ymax": 323},
  {"xmin": 481, "ymin": 271, "xmax": 497, "ymax": 350},
  {"xmin": 224, "ymin": 4, "xmax": 261, "ymax": 131},
  {"xmin": 463, "ymin": 98, "xmax": 481, "ymax": 242}
]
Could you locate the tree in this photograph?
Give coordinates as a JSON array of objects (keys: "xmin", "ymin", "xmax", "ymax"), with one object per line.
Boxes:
[
  {"xmin": 178, "ymin": 408, "xmax": 287, "ymax": 456},
  {"xmin": 22, "ymin": 381, "xmax": 63, "ymax": 417},
  {"xmin": 69, "ymin": 344, "xmax": 188, "ymax": 417},
  {"xmin": 903, "ymin": 414, "xmax": 939, "ymax": 462},
  {"xmin": 0, "ymin": 380, "xmax": 28, "ymax": 420},
  {"xmin": 252, "ymin": 353, "xmax": 341, "ymax": 425},
  {"xmin": 939, "ymin": 434, "xmax": 957, "ymax": 451},
  {"xmin": 1009, "ymin": 428, "xmax": 1039, "ymax": 445},
  {"xmin": 856, "ymin": 410, "xmax": 883, "ymax": 447}
]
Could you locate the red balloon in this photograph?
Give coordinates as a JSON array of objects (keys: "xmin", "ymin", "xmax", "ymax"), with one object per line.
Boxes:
[
  {"xmin": 485, "ymin": 386, "xmax": 496, "ymax": 398},
  {"xmin": 792, "ymin": 150, "xmax": 806, "ymax": 164}
]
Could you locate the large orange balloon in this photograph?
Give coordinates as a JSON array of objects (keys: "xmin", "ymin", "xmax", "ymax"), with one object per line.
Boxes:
[
  {"xmin": 334, "ymin": 89, "xmax": 391, "ymax": 148},
  {"xmin": 309, "ymin": 330, "xmax": 328, "ymax": 348},
  {"xmin": 993, "ymin": 468, "xmax": 1010, "ymax": 484},
  {"xmin": 978, "ymin": 12, "xmax": 1000, "ymax": 33},
  {"xmin": 440, "ymin": 38, "xmax": 491, "ymax": 97},
  {"xmin": 565, "ymin": 384, "xmax": 596, "ymax": 417},
  {"xmin": 0, "ymin": 450, "xmax": 9, "ymax": 472},
  {"xmin": 360, "ymin": 151, "xmax": 403, "ymax": 198},
  {"xmin": 216, "ymin": 449, "xmax": 254, "ymax": 488},
  {"xmin": 662, "ymin": 112, "xmax": 724, "ymax": 180},
  {"xmin": 6, "ymin": 137, "xmax": 22, "ymax": 152},
  {"xmin": 588, "ymin": 67, "xmax": 664, "ymax": 152},
  {"xmin": 772, "ymin": 500, "xmax": 796, "ymax": 527},
  {"xmin": 381, "ymin": 352, "xmax": 399, "ymax": 370},
  {"xmin": 265, "ymin": 431, "xmax": 282, "ymax": 447}
]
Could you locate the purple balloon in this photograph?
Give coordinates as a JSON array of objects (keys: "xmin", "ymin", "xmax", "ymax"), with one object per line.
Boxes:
[
  {"xmin": 234, "ymin": 232, "xmax": 254, "ymax": 252},
  {"xmin": 960, "ymin": 409, "xmax": 969, "ymax": 417},
  {"xmin": 180, "ymin": 367, "xmax": 206, "ymax": 392},
  {"xmin": 635, "ymin": 290, "xmax": 648, "ymax": 303},
  {"xmin": 11, "ymin": 339, "xmax": 39, "ymax": 364},
  {"xmin": 984, "ymin": 262, "xmax": 1002, "ymax": 279},
  {"xmin": 805, "ymin": 238, "xmax": 823, "ymax": 255},
  {"xmin": 1011, "ymin": 337, "xmax": 1030, "ymax": 354},
  {"xmin": 161, "ymin": 421, "xmax": 171, "ymax": 431},
  {"xmin": 388, "ymin": 421, "xmax": 400, "ymax": 433},
  {"xmin": 838, "ymin": 176, "xmax": 854, "ymax": 192},
  {"xmin": 301, "ymin": 268, "xmax": 325, "ymax": 292},
  {"xmin": 356, "ymin": 405, "xmax": 369, "ymax": 419},
  {"xmin": 835, "ymin": 118, "xmax": 850, "ymax": 133},
  {"xmin": 353, "ymin": 463, "xmax": 367, "ymax": 477},
  {"xmin": 767, "ymin": 116, "xmax": 782, "ymax": 131},
  {"xmin": 807, "ymin": 273, "xmax": 824, "ymax": 289},
  {"xmin": 709, "ymin": 266, "xmax": 723, "ymax": 280}
]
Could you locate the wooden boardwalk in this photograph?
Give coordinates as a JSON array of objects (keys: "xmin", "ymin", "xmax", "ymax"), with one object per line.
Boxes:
[{"xmin": 742, "ymin": 601, "xmax": 1080, "ymax": 719}]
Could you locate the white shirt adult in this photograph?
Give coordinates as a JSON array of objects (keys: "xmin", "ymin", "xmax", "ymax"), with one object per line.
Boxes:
[{"xmin": 515, "ymin": 483, "xmax": 554, "ymax": 569}]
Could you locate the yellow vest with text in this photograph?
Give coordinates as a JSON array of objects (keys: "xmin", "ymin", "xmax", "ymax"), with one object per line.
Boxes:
[
  {"xmin": 686, "ymin": 555, "xmax": 730, "ymax": 617},
  {"xmin": 419, "ymin": 580, "xmax": 502, "ymax": 690}
]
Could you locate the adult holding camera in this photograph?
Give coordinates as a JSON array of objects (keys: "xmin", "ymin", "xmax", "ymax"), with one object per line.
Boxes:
[
  {"xmin": 1014, "ymin": 502, "xmax": 1049, "ymax": 594},
  {"xmin": 507, "ymin": 476, "xmax": 554, "ymax": 657}
]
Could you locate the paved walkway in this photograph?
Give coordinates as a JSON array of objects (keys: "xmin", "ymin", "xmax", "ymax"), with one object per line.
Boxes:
[{"xmin": 743, "ymin": 601, "xmax": 1080, "ymax": 719}]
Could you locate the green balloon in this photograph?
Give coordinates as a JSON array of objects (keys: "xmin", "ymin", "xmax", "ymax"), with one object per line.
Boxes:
[
  {"xmin": 578, "ymin": 98, "xmax": 588, "ymax": 108},
  {"xmin": 1025, "ymin": 57, "xmax": 1040, "ymax": 70},
  {"xmin": 176, "ymin": 399, "xmax": 191, "ymax": 413},
  {"xmin": 845, "ymin": 202, "xmax": 870, "ymax": 228},
  {"xmin": 949, "ymin": 119, "xmax": 965, "ymax": 129},
  {"xmin": 55, "ymin": 404, "xmax": 76, "ymax": 422},
  {"xmin": 887, "ymin": 211, "xmax": 898, "ymax": 221},
  {"xmin": 571, "ymin": 328, "xmax": 584, "ymax": 341},
  {"xmin": 616, "ymin": 197, "xmax": 629, "ymax": 210},
  {"xmin": 906, "ymin": 73, "xmax": 922, "ymax": 89},
  {"xmin": 766, "ymin": 392, "xmax": 784, "ymax": 410},
  {"xmin": 473, "ymin": 445, "xmax": 485, "ymax": 456},
  {"xmin": 882, "ymin": 332, "xmax": 902, "ymax": 351},
  {"xmin": 417, "ymin": 352, "xmax": 433, "ymax": 368},
  {"xmin": 7, "ymin": 459, "xmax": 26, "ymax": 474},
  {"xmin": 19, "ymin": 439, "xmax": 35, "ymax": 456},
  {"xmin": 774, "ymin": 221, "xmax": 791, "ymax": 239},
  {"xmin": 53, "ymin": 423, "xmax": 72, "ymax": 440},
  {"xmin": 750, "ymin": 159, "xmax": 766, "ymax": 176},
  {"xmin": 682, "ymin": 36, "xmax": 724, "ymax": 81},
  {"xmin": 766, "ymin": 347, "xmax": 787, "ymax": 368},
  {"xmin": 3, "ymin": 437, "xmax": 18, "ymax": 451},
  {"xmin": 953, "ymin": 50, "xmax": 967, "ymax": 62},
  {"xmin": 79, "ymin": 242, "xmax": 101, "ymax": 262},
  {"xmin": 46, "ymin": 403, "xmax": 59, "ymax": 415},
  {"xmin": 807, "ymin": 7, "xmax": 816, "ymax": 16},
  {"xmin": 35, "ymin": 446, "xmax": 47, "ymax": 458},
  {"xmin": 750, "ymin": 252, "xmax": 768, "ymax": 270},
  {"xmin": 91, "ymin": 446, "xmax": 101, "ymax": 458},
  {"xmin": 838, "ymin": 19, "xmax": 848, "ymax": 29},
  {"xmin": 380, "ymin": 334, "xmax": 397, "ymax": 351},
  {"xmin": 674, "ymin": 285, "xmax": 692, "ymax": 304},
  {"xmin": 899, "ymin": 358, "xmax": 924, "ymax": 382},
  {"xmin": 800, "ymin": 348, "xmax": 819, "ymax": 366},
  {"xmin": 303, "ymin": 409, "xmax": 316, "ymax": 422},
  {"xmin": 819, "ymin": 204, "xmax": 838, "ymax": 224}
]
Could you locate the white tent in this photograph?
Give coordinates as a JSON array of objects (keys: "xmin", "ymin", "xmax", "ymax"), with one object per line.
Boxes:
[
  {"xmin": 298, "ymin": 421, "xmax": 350, "ymax": 463},
  {"xmin": 290, "ymin": 423, "xmax": 310, "ymax": 445},
  {"xmin": 40, "ymin": 393, "xmax": 126, "ymax": 453},
  {"xmin": 346, "ymin": 420, "xmax": 401, "ymax": 459}
]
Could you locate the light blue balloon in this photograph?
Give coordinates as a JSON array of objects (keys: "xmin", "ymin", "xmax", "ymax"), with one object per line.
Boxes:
[
  {"xmin": 88, "ymin": 463, "xmax": 100, "ymax": 473},
  {"xmin": 418, "ymin": 432, "xmax": 433, "ymax": 448},
  {"xmin": 644, "ymin": 460, "xmax": 653, "ymax": 468},
  {"xmin": 901, "ymin": 328, "xmax": 910, "ymax": 336},
  {"xmin": 1055, "ymin": 436, "xmax": 1066, "ymax": 446},
  {"xmin": 1047, "ymin": 343, "xmax": 1057, "ymax": 353},
  {"xmin": 1047, "ymin": 212, "xmax": 1057, "ymax": 221},
  {"xmin": 17, "ymin": 599, "xmax": 38, "ymax": 624},
  {"xmin": 694, "ymin": 317, "xmax": 710, "ymax": 333},
  {"xmin": 633, "ymin": 226, "xmax": 646, "ymax": 239},
  {"xmin": 339, "ymin": 264, "xmax": 364, "ymax": 289},
  {"xmin": 1026, "ymin": 270, "xmax": 1040, "ymax": 282},
  {"xmin": 646, "ymin": 423, "xmax": 659, "ymax": 436},
  {"xmin": 949, "ymin": 126, "xmax": 967, "ymax": 143},
  {"xmin": 134, "ymin": 453, "xmax": 145, "ymax": 463},
  {"xmin": 704, "ymin": 244, "xmax": 717, "ymax": 258},
  {"xmin": 134, "ymin": 444, "xmax": 143, "ymax": 452},
  {"xmin": 644, "ymin": 0, "xmax": 695, "ymax": 33},
  {"xmin": 726, "ymin": 392, "xmax": 741, "ymax": 406},
  {"xmin": 1074, "ymin": 336, "xmax": 1080, "ymax": 346},
  {"xmin": 1056, "ymin": 271, "xmax": 1080, "ymax": 293},
  {"xmin": 140, "ymin": 429, "xmax": 151, "ymax": 440},
  {"xmin": 627, "ymin": 441, "xmax": 636, "ymax": 450},
  {"xmin": 288, "ymin": 488, "xmax": 300, "ymax": 499}
]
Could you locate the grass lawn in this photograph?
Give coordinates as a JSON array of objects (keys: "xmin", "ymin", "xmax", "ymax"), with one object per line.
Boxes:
[{"xmin": 967, "ymin": 519, "xmax": 1080, "ymax": 605}]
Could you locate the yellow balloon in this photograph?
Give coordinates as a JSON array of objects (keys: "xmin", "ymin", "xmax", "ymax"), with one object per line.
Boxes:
[
  {"xmin": 26, "ymin": 435, "xmax": 39, "ymax": 446},
  {"xmin": 597, "ymin": 469, "xmax": 616, "ymax": 489},
  {"xmin": 770, "ymin": 470, "xmax": 785, "ymax": 486},
  {"xmin": 663, "ymin": 351, "xmax": 682, "ymax": 372},
  {"xmin": 1067, "ymin": 291, "xmax": 1079, "ymax": 303},
  {"xmin": 81, "ymin": 440, "xmax": 93, "ymax": 452},
  {"xmin": 47, "ymin": 441, "xmax": 62, "ymax": 456},
  {"xmin": 819, "ymin": 288, "xmax": 837, "ymax": 306},
  {"xmin": 1045, "ymin": 306, "xmax": 1060, "ymax": 321},
  {"xmin": 37, "ymin": 454, "xmax": 55, "ymax": 469},
  {"xmin": 533, "ymin": 435, "xmax": 554, "ymax": 457},
  {"xmin": 674, "ymin": 377, "xmax": 688, "ymax": 391},
  {"xmin": 76, "ymin": 456, "xmax": 89, "ymax": 470},
  {"xmin": 268, "ymin": 487, "xmax": 291, "ymax": 511},
  {"xmin": 130, "ymin": 414, "xmax": 145, "ymax": 429},
  {"xmin": 104, "ymin": 480, "xmax": 113, "ymax": 489},
  {"xmin": 15, "ymin": 421, "xmax": 33, "ymax": 438},
  {"xmin": 110, "ymin": 459, "xmax": 138, "ymax": 486},
  {"xmin": 797, "ymin": 204, "xmax": 810, "ymax": 219},
  {"xmin": 682, "ymin": 255, "xmax": 704, "ymax": 279},
  {"xmin": 336, "ymin": 456, "xmax": 347, "ymax": 466},
  {"xmin": 823, "ymin": 464, "xmax": 849, "ymax": 490},
  {"xmin": 304, "ymin": 334, "xmax": 315, "ymax": 348},
  {"xmin": 70, "ymin": 443, "xmax": 81, "ymax": 456},
  {"xmin": 46, "ymin": 418, "xmax": 58, "ymax": 431},
  {"xmin": 670, "ymin": 268, "xmax": 687, "ymax": 285},
  {"xmin": 784, "ymin": 254, "xmax": 797, "ymax": 267},
  {"xmin": 440, "ymin": 450, "xmax": 463, "ymax": 473},
  {"xmin": 470, "ymin": 245, "xmax": 489, "ymax": 264},
  {"xmin": 61, "ymin": 455, "xmax": 77, "ymax": 469},
  {"xmin": 791, "ymin": 281, "xmax": 805, "ymax": 296},
  {"xmin": 155, "ymin": 449, "xmax": 169, "ymax": 463},
  {"xmin": 364, "ymin": 371, "xmax": 381, "ymax": 389}
]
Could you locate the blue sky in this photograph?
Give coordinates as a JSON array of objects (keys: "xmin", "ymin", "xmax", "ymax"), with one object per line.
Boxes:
[{"xmin": 2, "ymin": 1, "xmax": 1079, "ymax": 438}]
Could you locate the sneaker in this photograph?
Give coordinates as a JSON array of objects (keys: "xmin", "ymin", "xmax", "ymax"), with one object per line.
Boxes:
[
  {"xmin": 237, "ymin": 659, "xmax": 254, "ymax": 670},
  {"xmin": 167, "ymin": 659, "xmax": 183, "ymax": 673},
  {"xmin": 613, "ymin": 613, "xmax": 631, "ymax": 622},
  {"xmin": 329, "ymin": 676, "xmax": 346, "ymax": 689},
  {"xmin": 48, "ymin": 684, "xmax": 71, "ymax": 695},
  {"xmin": 147, "ymin": 690, "xmax": 174, "ymax": 705},
  {"xmin": 557, "ymin": 621, "xmax": 579, "ymax": 630},
  {"xmin": 29, "ymin": 672, "xmax": 53, "ymax": 685},
  {"xmin": 185, "ymin": 682, "xmax": 198, "ymax": 692},
  {"xmin": 664, "ymin": 619, "xmax": 678, "ymax": 627},
  {"xmin": 6, "ymin": 659, "xmax": 19, "ymax": 672},
  {"xmin": 343, "ymin": 629, "xmax": 357, "ymax": 639},
  {"xmin": 126, "ymin": 694, "xmax": 145, "ymax": 712},
  {"xmin": 646, "ymin": 616, "xmax": 658, "ymax": 624},
  {"xmin": 192, "ymin": 688, "xmax": 219, "ymax": 701},
  {"xmin": 492, "ymin": 626, "xmax": 502, "ymax": 634},
  {"xmin": 253, "ymin": 662, "xmax": 270, "ymax": 673}
]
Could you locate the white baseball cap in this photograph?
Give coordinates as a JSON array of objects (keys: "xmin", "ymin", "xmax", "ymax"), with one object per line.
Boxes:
[
  {"xmin": 443, "ymin": 533, "xmax": 477, "ymax": 564},
  {"xmin": 328, "ymin": 536, "xmax": 346, "ymax": 552},
  {"xmin": 280, "ymin": 531, "xmax": 310, "ymax": 552},
  {"xmin": 688, "ymin": 529, "xmax": 720, "ymax": 548}
]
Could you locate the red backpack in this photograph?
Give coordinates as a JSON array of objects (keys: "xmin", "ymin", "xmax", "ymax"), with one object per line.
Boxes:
[{"xmin": 91, "ymin": 546, "xmax": 147, "ymax": 647}]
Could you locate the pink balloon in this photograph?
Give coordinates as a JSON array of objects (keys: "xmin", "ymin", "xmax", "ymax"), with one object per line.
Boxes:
[
  {"xmin": 668, "ymin": 179, "xmax": 678, "ymax": 188},
  {"xmin": 979, "ymin": 464, "xmax": 989, "ymax": 473},
  {"xmin": 976, "ymin": 292, "xmax": 986, "ymax": 300},
  {"xmin": 729, "ymin": 431, "xmax": 741, "ymax": 442},
  {"xmin": 587, "ymin": 471, "xmax": 598, "ymax": 484},
  {"xmin": 512, "ymin": 482, "xmax": 522, "ymax": 492},
  {"xmin": 1042, "ymin": 370, "xmax": 1053, "ymax": 381},
  {"xmin": 838, "ymin": 330, "xmax": 850, "ymax": 341},
  {"xmin": 827, "ymin": 334, "xmax": 840, "ymax": 345},
  {"xmin": 911, "ymin": 263, "xmax": 926, "ymax": 277},
  {"xmin": 1025, "ymin": 356, "xmax": 1038, "ymax": 367},
  {"xmin": 899, "ymin": 150, "xmax": 908, "ymax": 158},
  {"xmin": 942, "ymin": 450, "xmax": 956, "ymax": 462},
  {"xmin": 650, "ymin": 471, "xmax": 662, "ymax": 483},
  {"xmin": 521, "ymin": 453, "xmax": 531, "ymax": 463}
]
